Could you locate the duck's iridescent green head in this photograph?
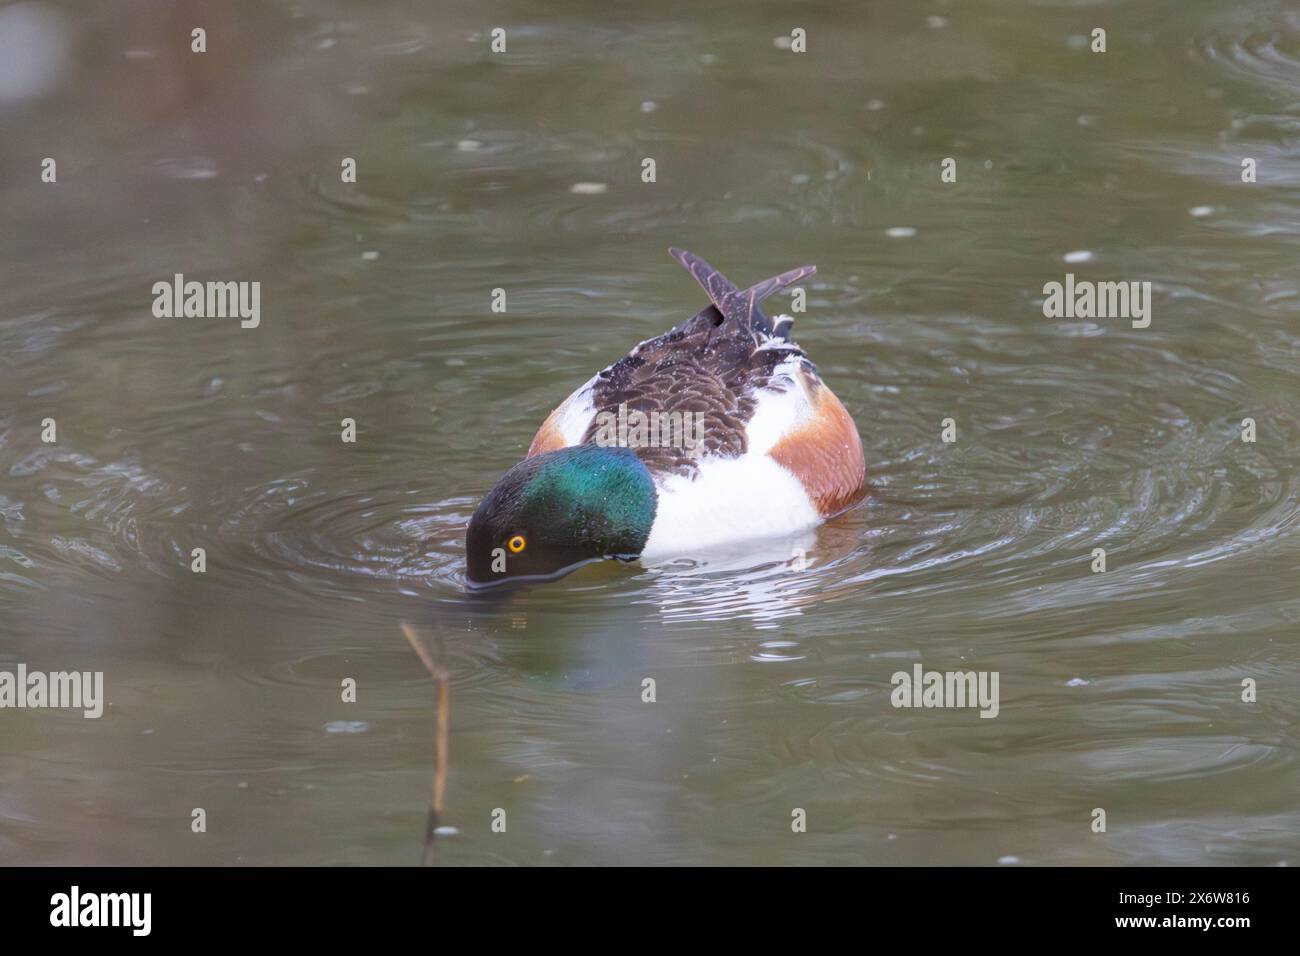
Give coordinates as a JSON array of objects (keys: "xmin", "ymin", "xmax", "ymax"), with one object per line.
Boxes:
[{"xmin": 465, "ymin": 445, "xmax": 657, "ymax": 588}]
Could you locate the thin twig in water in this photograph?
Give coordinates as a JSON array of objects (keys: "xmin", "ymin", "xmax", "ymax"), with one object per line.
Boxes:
[{"xmin": 401, "ymin": 620, "xmax": 449, "ymax": 866}]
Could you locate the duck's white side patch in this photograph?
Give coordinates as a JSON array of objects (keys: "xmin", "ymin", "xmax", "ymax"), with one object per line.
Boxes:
[
  {"xmin": 640, "ymin": 454, "xmax": 820, "ymax": 559},
  {"xmin": 554, "ymin": 374, "xmax": 598, "ymax": 444},
  {"xmin": 744, "ymin": 355, "xmax": 814, "ymax": 455}
]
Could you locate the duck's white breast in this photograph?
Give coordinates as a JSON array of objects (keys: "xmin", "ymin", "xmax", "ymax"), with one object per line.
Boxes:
[{"xmin": 639, "ymin": 454, "xmax": 819, "ymax": 559}]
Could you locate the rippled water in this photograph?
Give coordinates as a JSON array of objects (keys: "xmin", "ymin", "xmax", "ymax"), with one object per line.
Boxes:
[{"xmin": 1, "ymin": 0, "xmax": 1298, "ymax": 864}]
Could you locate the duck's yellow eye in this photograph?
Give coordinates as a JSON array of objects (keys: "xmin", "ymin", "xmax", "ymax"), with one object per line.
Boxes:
[{"xmin": 507, "ymin": 535, "xmax": 527, "ymax": 554}]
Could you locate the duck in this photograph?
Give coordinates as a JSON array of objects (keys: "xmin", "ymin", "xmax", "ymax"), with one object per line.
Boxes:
[{"xmin": 465, "ymin": 248, "xmax": 867, "ymax": 587}]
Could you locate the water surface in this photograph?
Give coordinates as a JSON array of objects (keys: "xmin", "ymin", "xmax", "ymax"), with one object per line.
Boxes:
[{"xmin": 1, "ymin": 0, "xmax": 1298, "ymax": 864}]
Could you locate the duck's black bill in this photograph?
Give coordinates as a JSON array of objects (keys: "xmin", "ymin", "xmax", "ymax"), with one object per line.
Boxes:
[{"xmin": 463, "ymin": 555, "xmax": 613, "ymax": 592}]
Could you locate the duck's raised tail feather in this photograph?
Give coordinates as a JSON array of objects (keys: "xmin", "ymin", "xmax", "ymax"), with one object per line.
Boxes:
[{"xmin": 668, "ymin": 248, "xmax": 815, "ymax": 339}]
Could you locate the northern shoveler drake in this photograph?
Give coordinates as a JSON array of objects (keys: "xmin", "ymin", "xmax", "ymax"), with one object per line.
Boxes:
[{"xmin": 465, "ymin": 249, "xmax": 867, "ymax": 587}]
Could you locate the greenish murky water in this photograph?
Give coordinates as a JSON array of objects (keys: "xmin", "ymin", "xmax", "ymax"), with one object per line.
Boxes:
[{"xmin": 1, "ymin": 0, "xmax": 1298, "ymax": 865}]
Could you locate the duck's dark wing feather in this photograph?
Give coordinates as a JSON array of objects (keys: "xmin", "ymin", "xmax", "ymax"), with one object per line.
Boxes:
[
  {"xmin": 527, "ymin": 250, "xmax": 822, "ymax": 477},
  {"xmin": 669, "ymin": 248, "xmax": 815, "ymax": 340},
  {"xmin": 578, "ymin": 304, "xmax": 812, "ymax": 476}
]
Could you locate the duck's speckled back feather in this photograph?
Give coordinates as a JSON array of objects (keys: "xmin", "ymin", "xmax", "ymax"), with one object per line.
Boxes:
[
  {"xmin": 580, "ymin": 302, "xmax": 816, "ymax": 476},
  {"xmin": 527, "ymin": 249, "xmax": 838, "ymax": 480}
]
